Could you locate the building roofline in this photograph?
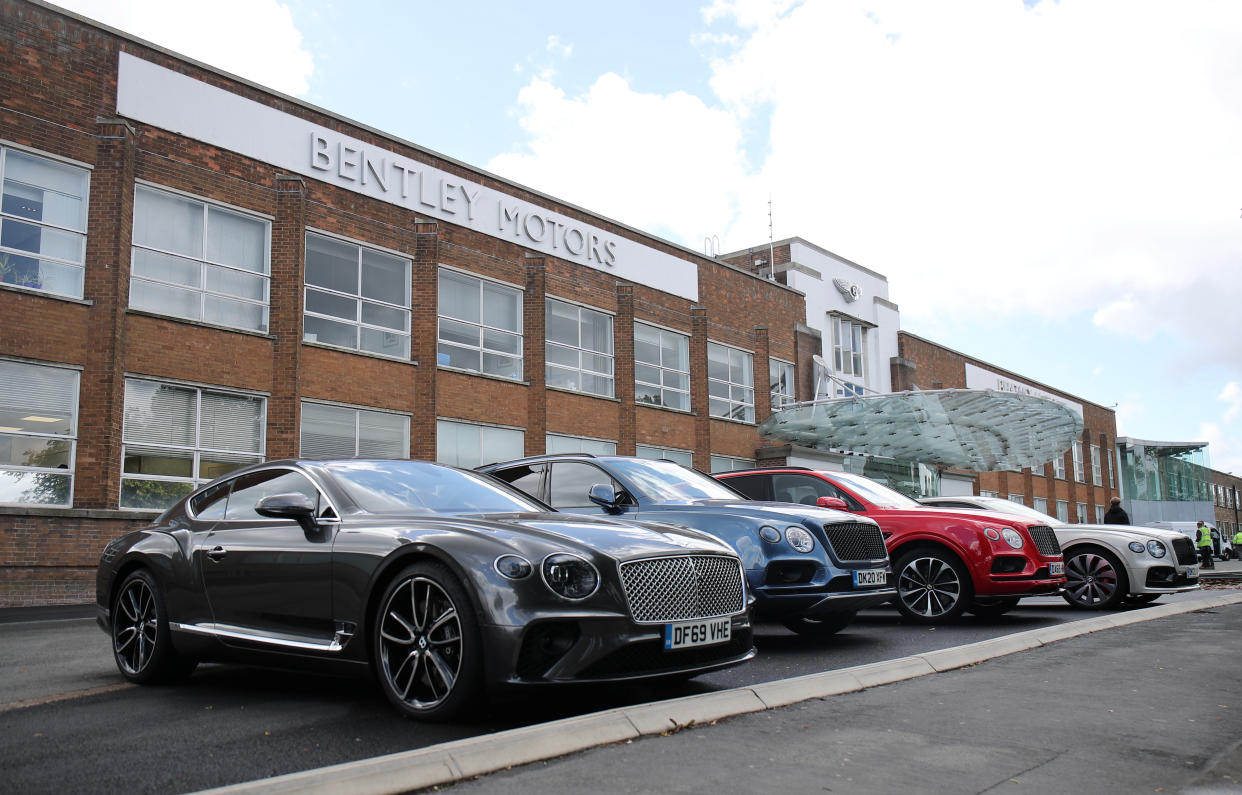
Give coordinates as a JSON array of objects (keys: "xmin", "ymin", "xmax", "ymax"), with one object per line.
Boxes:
[
  {"xmin": 719, "ymin": 237, "xmax": 889, "ymax": 283},
  {"xmin": 897, "ymin": 330, "xmax": 1116, "ymax": 413},
  {"xmin": 33, "ymin": 0, "xmax": 802, "ymax": 298}
]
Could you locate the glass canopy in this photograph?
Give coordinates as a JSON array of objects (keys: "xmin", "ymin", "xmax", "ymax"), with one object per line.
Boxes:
[{"xmin": 758, "ymin": 388, "xmax": 1084, "ymax": 472}]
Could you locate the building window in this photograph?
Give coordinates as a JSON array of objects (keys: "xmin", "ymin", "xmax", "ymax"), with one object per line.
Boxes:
[
  {"xmin": 1053, "ymin": 455, "xmax": 1066, "ymax": 480},
  {"xmin": 1034, "ymin": 497, "xmax": 1048, "ymax": 515},
  {"xmin": 437, "ymin": 268, "xmax": 522, "ymax": 379},
  {"xmin": 1072, "ymin": 441, "xmax": 1084, "ymax": 483},
  {"xmin": 708, "ymin": 342, "xmax": 754, "ymax": 423},
  {"xmin": 1008, "ymin": 493, "xmax": 1024, "ymax": 504},
  {"xmin": 832, "ymin": 317, "xmax": 865, "ymax": 379},
  {"xmin": 1074, "ymin": 502, "xmax": 1086, "ymax": 523},
  {"xmin": 635, "ymin": 444, "xmax": 693, "ymax": 467},
  {"xmin": 1090, "ymin": 445, "xmax": 1102, "ymax": 486},
  {"xmin": 0, "ymin": 360, "xmax": 78, "ymax": 506},
  {"xmin": 1056, "ymin": 500, "xmax": 1069, "ymax": 522},
  {"xmin": 1107, "ymin": 452, "xmax": 1115, "ymax": 488},
  {"xmin": 1, "ymin": 147, "xmax": 89, "ymax": 299},
  {"xmin": 710, "ymin": 454, "xmax": 754, "ymax": 473},
  {"xmin": 547, "ymin": 433, "xmax": 616, "ymax": 455},
  {"xmin": 634, "ymin": 322, "xmax": 689, "ymax": 411},
  {"xmin": 770, "ymin": 358, "xmax": 795, "ymax": 410},
  {"xmin": 300, "ymin": 402, "xmax": 409, "ymax": 459},
  {"xmin": 131, "ymin": 185, "xmax": 270, "ymax": 333},
  {"xmin": 546, "ymin": 298, "xmax": 614, "ymax": 397},
  {"xmin": 121, "ymin": 379, "xmax": 265, "ymax": 510},
  {"xmin": 436, "ymin": 419, "xmax": 523, "ymax": 469},
  {"xmin": 1094, "ymin": 504, "xmax": 1104, "ymax": 523},
  {"xmin": 304, "ymin": 232, "xmax": 411, "ymax": 358},
  {"xmin": 980, "ymin": 490, "xmax": 999, "ymax": 498}
]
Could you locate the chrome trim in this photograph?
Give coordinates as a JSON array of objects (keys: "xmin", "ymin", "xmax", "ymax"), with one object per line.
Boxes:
[{"xmin": 170, "ymin": 622, "xmax": 343, "ymax": 652}]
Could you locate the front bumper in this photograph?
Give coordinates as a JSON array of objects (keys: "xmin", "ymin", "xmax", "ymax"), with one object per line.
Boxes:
[{"xmin": 1138, "ymin": 564, "xmax": 1200, "ymax": 593}]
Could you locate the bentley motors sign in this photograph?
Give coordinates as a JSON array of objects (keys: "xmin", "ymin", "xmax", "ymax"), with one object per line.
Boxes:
[{"xmin": 116, "ymin": 52, "xmax": 699, "ymax": 302}]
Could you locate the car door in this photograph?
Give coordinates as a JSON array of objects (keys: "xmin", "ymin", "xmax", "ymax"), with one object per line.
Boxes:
[{"xmin": 198, "ymin": 467, "xmax": 336, "ymax": 645}]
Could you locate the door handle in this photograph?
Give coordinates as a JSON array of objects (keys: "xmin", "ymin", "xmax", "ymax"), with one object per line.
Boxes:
[{"xmin": 206, "ymin": 546, "xmax": 228, "ymax": 562}]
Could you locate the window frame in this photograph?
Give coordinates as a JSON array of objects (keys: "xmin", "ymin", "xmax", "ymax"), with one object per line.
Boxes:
[
  {"xmin": 710, "ymin": 454, "xmax": 755, "ymax": 473},
  {"xmin": 435, "ymin": 418, "xmax": 524, "ymax": 469},
  {"xmin": 1072, "ymin": 441, "xmax": 1085, "ymax": 483},
  {"xmin": 633, "ymin": 321, "xmax": 690, "ymax": 411},
  {"xmin": 299, "ymin": 400, "xmax": 410, "ymax": 460},
  {"xmin": 635, "ymin": 443, "xmax": 693, "ymax": 467},
  {"xmin": 120, "ymin": 378, "xmax": 267, "ymax": 511},
  {"xmin": 304, "ymin": 230, "xmax": 412, "ymax": 360},
  {"xmin": 0, "ymin": 359, "xmax": 80, "ymax": 507},
  {"xmin": 1056, "ymin": 499, "xmax": 1069, "ymax": 522},
  {"xmin": 769, "ymin": 357, "xmax": 795, "ymax": 410},
  {"xmin": 1090, "ymin": 444, "xmax": 1102, "ymax": 486},
  {"xmin": 436, "ymin": 266, "xmax": 523, "ymax": 380},
  {"xmin": 831, "ymin": 316, "xmax": 866, "ymax": 380},
  {"xmin": 546, "ymin": 433, "xmax": 617, "ymax": 456},
  {"xmin": 0, "ymin": 145, "xmax": 91, "ymax": 300},
  {"xmin": 545, "ymin": 297, "xmax": 615, "ymax": 398},
  {"xmin": 130, "ymin": 183, "xmax": 272, "ymax": 333},
  {"xmin": 707, "ymin": 341, "xmax": 755, "ymax": 423}
]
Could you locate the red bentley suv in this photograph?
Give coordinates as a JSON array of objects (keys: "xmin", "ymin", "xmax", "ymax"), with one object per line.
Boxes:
[{"xmin": 715, "ymin": 468, "xmax": 1066, "ymax": 623}]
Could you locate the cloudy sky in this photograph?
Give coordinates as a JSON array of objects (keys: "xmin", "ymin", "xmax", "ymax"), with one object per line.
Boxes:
[{"xmin": 56, "ymin": 0, "xmax": 1242, "ymax": 475}]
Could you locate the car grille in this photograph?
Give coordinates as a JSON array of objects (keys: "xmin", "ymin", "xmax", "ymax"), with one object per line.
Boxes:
[
  {"xmin": 1027, "ymin": 525, "xmax": 1062, "ymax": 557},
  {"xmin": 1171, "ymin": 536, "xmax": 1197, "ymax": 565},
  {"xmin": 618, "ymin": 555, "xmax": 745, "ymax": 623},
  {"xmin": 821, "ymin": 521, "xmax": 888, "ymax": 561}
]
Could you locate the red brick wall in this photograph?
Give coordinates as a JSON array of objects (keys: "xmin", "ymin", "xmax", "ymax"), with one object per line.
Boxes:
[{"xmin": 0, "ymin": 512, "xmax": 147, "ymax": 606}]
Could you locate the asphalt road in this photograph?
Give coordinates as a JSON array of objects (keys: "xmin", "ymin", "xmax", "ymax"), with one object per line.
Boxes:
[{"xmin": 0, "ymin": 590, "xmax": 1229, "ymax": 794}]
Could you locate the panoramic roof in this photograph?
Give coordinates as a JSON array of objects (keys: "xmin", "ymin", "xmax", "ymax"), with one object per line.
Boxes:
[{"xmin": 758, "ymin": 389, "xmax": 1084, "ymax": 471}]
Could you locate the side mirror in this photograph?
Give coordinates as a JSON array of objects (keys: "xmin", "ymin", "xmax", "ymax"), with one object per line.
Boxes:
[
  {"xmin": 256, "ymin": 492, "xmax": 317, "ymax": 522},
  {"xmin": 588, "ymin": 483, "xmax": 624, "ymax": 513},
  {"xmin": 816, "ymin": 496, "xmax": 851, "ymax": 511}
]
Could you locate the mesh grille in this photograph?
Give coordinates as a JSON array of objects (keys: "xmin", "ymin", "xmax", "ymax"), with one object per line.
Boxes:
[
  {"xmin": 821, "ymin": 521, "xmax": 888, "ymax": 561},
  {"xmin": 1027, "ymin": 525, "xmax": 1062, "ymax": 557},
  {"xmin": 618, "ymin": 555, "xmax": 745, "ymax": 623},
  {"xmin": 1171, "ymin": 536, "xmax": 1198, "ymax": 565}
]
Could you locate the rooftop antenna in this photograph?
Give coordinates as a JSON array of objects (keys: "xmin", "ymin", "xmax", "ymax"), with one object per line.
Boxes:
[
  {"xmin": 703, "ymin": 235, "xmax": 720, "ymax": 258},
  {"xmin": 767, "ymin": 194, "xmax": 776, "ymax": 280}
]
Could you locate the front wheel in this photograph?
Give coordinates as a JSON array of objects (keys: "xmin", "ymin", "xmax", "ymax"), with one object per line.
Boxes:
[
  {"xmin": 893, "ymin": 548, "xmax": 972, "ymax": 624},
  {"xmin": 111, "ymin": 569, "xmax": 196, "ymax": 684},
  {"xmin": 782, "ymin": 611, "xmax": 857, "ymax": 636},
  {"xmin": 1061, "ymin": 548, "xmax": 1129, "ymax": 610},
  {"xmin": 374, "ymin": 561, "xmax": 482, "ymax": 721},
  {"xmin": 968, "ymin": 597, "xmax": 1020, "ymax": 618}
]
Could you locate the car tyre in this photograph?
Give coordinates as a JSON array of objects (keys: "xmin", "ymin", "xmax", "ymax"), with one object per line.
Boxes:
[
  {"xmin": 782, "ymin": 611, "xmax": 857, "ymax": 636},
  {"xmin": 1124, "ymin": 593, "xmax": 1162, "ymax": 606},
  {"xmin": 893, "ymin": 548, "xmax": 972, "ymax": 623},
  {"xmin": 967, "ymin": 597, "xmax": 1020, "ymax": 617},
  {"xmin": 374, "ymin": 561, "xmax": 482, "ymax": 721},
  {"xmin": 111, "ymin": 569, "xmax": 196, "ymax": 684},
  {"xmin": 1061, "ymin": 548, "xmax": 1129, "ymax": 610}
]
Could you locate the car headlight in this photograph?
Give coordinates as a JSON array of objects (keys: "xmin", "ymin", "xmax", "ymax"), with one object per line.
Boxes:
[
  {"xmin": 542, "ymin": 554, "xmax": 599, "ymax": 600},
  {"xmin": 1128, "ymin": 541, "xmax": 1146, "ymax": 554},
  {"xmin": 785, "ymin": 526, "xmax": 815, "ymax": 553},
  {"xmin": 1000, "ymin": 528, "xmax": 1024, "ymax": 549},
  {"xmin": 758, "ymin": 525, "xmax": 782, "ymax": 543},
  {"xmin": 1147, "ymin": 540, "xmax": 1167, "ymax": 558},
  {"xmin": 495, "ymin": 554, "xmax": 533, "ymax": 579}
]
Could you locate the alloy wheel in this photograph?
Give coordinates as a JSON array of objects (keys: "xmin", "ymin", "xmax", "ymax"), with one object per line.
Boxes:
[
  {"xmin": 378, "ymin": 576, "xmax": 464, "ymax": 711},
  {"xmin": 113, "ymin": 576, "xmax": 158, "ymax": 675},
  {"xmin": 1064, "ymin": 552, "xmax": 1120, "ymax": 607},
  {"xmin": 897, "ymin": 556, "xmax": 963, "ymax": 618}
]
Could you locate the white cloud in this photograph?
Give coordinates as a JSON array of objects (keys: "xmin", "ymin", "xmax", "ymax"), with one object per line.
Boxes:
[
  {"xmin": 1222, "ymin": 382, "xmax": 1242, "ymax": 424},
  {"xmin": 1200, "ymin": 422, "xmax": 1242, "ymax": 476},
  {"xmin": 54, "ymin": 0, "xmax": 314, "ymax": 96},
  {"xmin": 546, "ymin": 35, "xmax": 573, "ymax": 59}
]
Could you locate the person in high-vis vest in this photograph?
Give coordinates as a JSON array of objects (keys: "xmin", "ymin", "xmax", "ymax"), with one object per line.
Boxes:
[
  {"xmin": 1233, "ymin": 527, "xmax": 1242, "ymax": 559},
  {"xmin": 1196, "ymin": 521, "xmax": 1215, "ymax": 569}
]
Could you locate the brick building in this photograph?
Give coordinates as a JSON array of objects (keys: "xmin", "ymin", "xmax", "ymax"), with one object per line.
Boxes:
[
  {"xmin": 893, "ymin": 332, "xmax": 1122, "ymax": 520},
  {"xmin": 0, "ymin": 0, "xmax": 821, "ymax": 605},
  {"xmin": 1210, "ymin": 469, "xmax": 1242, "ymax": 541}
]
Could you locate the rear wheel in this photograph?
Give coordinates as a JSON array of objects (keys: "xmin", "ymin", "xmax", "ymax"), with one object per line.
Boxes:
[
  {"xmin": 782, "ymin": 611, "xmax": 856, "ymax": 636},
  {"xmin": 893, "ymin": 548, "xmax": 972, "ymax": 623},
  {"xmin": 1061, "ymin": 548, "xmax": 1129, "ymax": 610},
  {"xmin": 374, "ymin": 561, "xmax": 482, "ymax": 721},
  {"xmin": 968, "ymin": 597, "xmax": 1020, "ymax": 617},
  {"xmin": 111, "ymin": 569, "xmax": 196, "ymax": 684}
]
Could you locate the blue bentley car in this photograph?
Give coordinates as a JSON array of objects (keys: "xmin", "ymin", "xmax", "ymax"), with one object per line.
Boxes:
[{"xmin": 479, "ymin": 455, "xmax": 895, "ymax": 636}]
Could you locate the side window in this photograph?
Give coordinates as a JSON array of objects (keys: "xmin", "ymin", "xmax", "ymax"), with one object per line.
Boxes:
[
  {"xmin": 490, "ymin": 464, "xmax": 545, "ymax": 500},
  {"xmin": 548, "ymin": 462, "xmax": 617, "ymax": 509},
  {"xmin": 190, "ymin": 479, "xmax": 232, "ymax": 520},
  {"xmin": 224, "ymin": 470, "xmax": 320, "ymax": 521},
  {"xmin": 720, "ymin": 474, "xmax": 771, "ymax": 501},
  {"xmin": 773, "ymin": 474, "xmax": 863, "ymax": 511}
]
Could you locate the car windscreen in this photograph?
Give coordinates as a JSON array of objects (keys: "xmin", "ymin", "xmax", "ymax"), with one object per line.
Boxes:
[
  {"xmin": 971, "ymin": 497, "xmax": 1059, "ymax": 524},
  {"xmin": 324, "ymin": 460, "xmax": 545, "ymax": 515},
  {"xmin": 828, "ymin": 471, "xmax": 922, "ymax": 508},
  {"xmin": 607, "ymin": 458, "xmax": 742, "ymax": 503}
]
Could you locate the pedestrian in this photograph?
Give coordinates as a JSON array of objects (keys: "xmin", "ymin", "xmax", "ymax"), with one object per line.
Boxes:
[
  {"xmin": 1102, "ymin": 496, "xmax": 1130, "ymax": 525},
  {"xmin": 1196, "ymin": 520, "xmax": 1215, "ymax": 569},
  {"xmin": 1233, "ymin": 526, "xmax": 1242, "ymax": 561}
]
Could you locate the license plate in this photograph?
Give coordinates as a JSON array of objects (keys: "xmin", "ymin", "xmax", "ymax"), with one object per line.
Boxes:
[
  {"xmin": 853, "ymin": 568, "xmax": 887, "ymax": 587},
  {"xmin": 1186, "ymin": 565, "xmax": 1199, "ymax": 578},
  {"xmin": 1049, "ymin": 562, "xmax": 1065, "ymax": 576},
  {"xmin": 664, "ymin": 617, "xmax": 731, "ymax": 650}
]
